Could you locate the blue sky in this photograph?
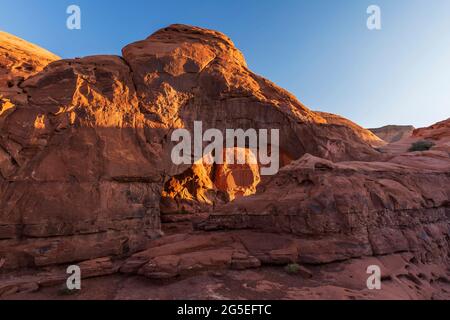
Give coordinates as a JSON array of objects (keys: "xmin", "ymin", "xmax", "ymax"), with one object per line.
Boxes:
[{"xmin": 1, "ymin": 0, "xmax": 449, "ymax": 128}]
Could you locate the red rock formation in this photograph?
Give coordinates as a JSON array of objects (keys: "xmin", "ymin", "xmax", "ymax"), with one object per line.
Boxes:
[
  {"xmin": 413, "ymin": 118, "xmax": 450, "ymax": 152},
  {"xmin": 0, "ymin": 31, "xmax": 59, "ymax": 104},
  {"xmin": 0, "ymin": 26, "xmax": 448, "ymax": 301},
  {"xmin": 317, "ymin": 111, "xmax": 386, "ymax": 147},
  {"xmin": 121, "ymin": 24, "xmax": 379, "ymax": 163},
  {"xmin": 161, "ymin": 148, "xmax": 261, "ymax": 214},
  {"xmin": 378, "ymin": 119, "xmax": 450, "ymax": 155},
  {"xmin": 369, "ymin": 125, "xmax": 415, "ymax": 143},
  {"xmin": 199, "ymin": 152, "xmax": 449, "ymax": 266},
  {"xmin": 214, "ymin": 148, "xmax": 261, "ymax": 201},
  {"xmin": 0, "ymin": 24, "xmax": 384, "ymax": 271}
]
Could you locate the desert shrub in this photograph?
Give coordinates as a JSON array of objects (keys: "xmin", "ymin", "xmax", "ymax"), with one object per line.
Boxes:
[
  {"xmin": 408, "ymin": 140, "xmax": 435, "ymax": 152},
  {"xmin": 284, "ymin": 263, "xmax": 301, "ymax": 274}
]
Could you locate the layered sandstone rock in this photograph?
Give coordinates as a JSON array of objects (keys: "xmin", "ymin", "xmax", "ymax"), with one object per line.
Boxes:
[
  {"xmin": 199, "ymin": 153, "xmax": 450, "ymax": 265},
  {"xmin": 0, "ymin": 31, "xmax": 59, "ymax": 103},
  {"xmin": 0, "ymin": 25, "xmax": 449, "ymax": 300},
  {"xmin": 0, "ymin": 25, "xmax": 381, "ymax": 269},
  {"xmin": 370, "ymin": 125, "xmax": 415, "ymax": 143},
  {"xmin": 120, "ymin": 231, "xmax": 300, "ymax": 278},
  {"xmin": 0, "ymin": 55, "xmax": 162, "ymax": 270},
  {"xmin": 317, "ymin": 111, "xmax": 386, "ymax": 147},
  {"xmin": 161, "ymin": 148, "xmax": 261, "ymax": 214},
  {"xmin": 412, "ymin": 118, "xmax": 450, "ymax": 152},
  {"xmin": 378, "ymin": 119, "xmax": 450, "ymax": 155}
]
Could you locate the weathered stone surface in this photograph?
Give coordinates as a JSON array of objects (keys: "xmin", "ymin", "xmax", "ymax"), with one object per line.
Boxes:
[
  {"xmin": 3, "ymin": 252, "xmax": 450, "ymax": 299},
  {"xmin": 161, "ymin": 148, "xmax": 260, "ymax": 214},
  {"xmin": 376, "ymin": 119, "xmax": 449, "ymax": 156},
  {"xmin": 0, "ymin": 25, "xmax": 383, "ymax": 268},
  {"xmin": 0, "ymin": 25, "xmax": 448, "ymax": 301},
  {"xmin": 0, "ymin": 31, "xmax": 59, "ymax": 104},
  {"xmin": 317, "ymin": 111, "xmax": 386, "ymax": 147},
  {"xmin": 121, "ymin": 24, "xmax": 379, "ymax": 163},
  {"xmin": 121, "ymin": 231, "xmax": 305, "ymax": 279},
  {"xmin": 0, "ymin": 256, "xmax": 119, "ymax": 297},
  {"xmin": 413, "ymin": 118, "xmax": 450, "ymax": 153},
  {"xmin": 199, "ymin": 152, "xmax": 450, "ymax": 265},
  {"xmin": 369, "ymin": 125, "xmax": 415, "ymax": 143}
]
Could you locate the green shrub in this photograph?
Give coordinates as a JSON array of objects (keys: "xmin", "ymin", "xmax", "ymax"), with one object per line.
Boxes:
[
  {"xmin": 408, "ymin": 140, "xmax": 435, "ymax": 152},
  {"xmin": 284, "ymin": 263, "xmax": 301, "ymax": 274}
]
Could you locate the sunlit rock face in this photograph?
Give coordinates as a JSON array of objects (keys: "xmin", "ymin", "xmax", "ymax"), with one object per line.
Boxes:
[
  {"xmin": 0, "ymin": 31, "xmax": 60, "ymax": 104},
  {"xmin": 161, "ymin": 148, "xmax": 261, "ymax": 214},
  {"xmin": 0, "ymin": 24, "xmax": 383, "ymax": 269},
  {"xmin": 214, "ymin": 148, "xmax": 261, "ymax": 201},
  {"xmin": 316, "ymin": 111, "xmax": 386, "ymax": 147}
]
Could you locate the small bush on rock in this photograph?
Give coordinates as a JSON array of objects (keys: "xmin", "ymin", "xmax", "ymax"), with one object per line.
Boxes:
[
  {"xmin": 285, "ymin": 263, "xmax": 301, "ymax": 274},
  {"xmin": 409, "ymin": 140, "xmax": 435, "ymax": 152}
]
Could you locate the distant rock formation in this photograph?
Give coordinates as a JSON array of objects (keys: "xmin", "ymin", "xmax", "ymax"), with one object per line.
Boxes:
[
  {"xmin": 413, "ymin": 118, "xmax": 450, "ymax": 140},
  {"xmin": 369, "ymin": 125, "xmax": 415, "ymax": 143},
  {"xmin": 317, "ymin": 111, "xmax": 386, "ymax": 147}
]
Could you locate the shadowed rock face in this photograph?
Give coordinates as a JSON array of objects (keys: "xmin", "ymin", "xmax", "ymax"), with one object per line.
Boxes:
[
  {"xmin": 0, "ymin": 24, "xmax": 448, "ymax": 290},
  {"xmin": 0, "ymin": 25, "xmax": 382, "ymax": 269},
  {"xmin": 0, "ymin": 25, "xmax": 449, "ymax": 300},
  {"xmin": 369, "ymin": 125, "xmax": 415, "ymax": 143},
  {"xmin": 199, "ymin": 153, "xmax": 449, "ymax": 261}
]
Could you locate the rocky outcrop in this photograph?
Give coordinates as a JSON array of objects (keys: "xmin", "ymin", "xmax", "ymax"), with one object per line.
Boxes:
[
  {"xmin": 199, "ymin": 153, "xmax": 450, "ymax": 265},
  {"xmin": 160, "ymin": 148, "xmax": 261, "ymax": 214},
  {"xmin": 0, "ymin": 25, "xmax": 381, "ymax": 270},
  {"xmin": 370, "ymin": 125, "xmax": 415, "ymax": 143},
  {"xmin": 377, "ymin": 119, "xmax": 450, "ymax": 155},
  {"xmin": 0, "ymin": 25, "xmax": 449, "ymax": 300},
  {"xmin": 0, "ymin": 31, "xmax": 59, "ymax": 104},
  {"xmin": 317, "ymin": 112, "xmax": 386, "ymax": 147},
  {"xmin": 120, "ymin": 25, "xmax": 379, "ymax": 163},
  {"xmin": 412, "ymin": 118, "xmax": 450, "ymax": 152}
]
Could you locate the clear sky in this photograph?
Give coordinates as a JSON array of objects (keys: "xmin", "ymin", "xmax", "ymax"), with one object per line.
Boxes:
[{"xmin": 1, "ymin": 0, "xmax": 449, "ymax": 128}]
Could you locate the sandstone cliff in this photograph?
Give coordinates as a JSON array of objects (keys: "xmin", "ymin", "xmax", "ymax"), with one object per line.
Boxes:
[
  {"xmin": 0, "ymin": 26, "xmax": 448, "ymax": 300},
  {"xmin": 0, "ymin": 25, "xmax": 381, "ymax": 269}
]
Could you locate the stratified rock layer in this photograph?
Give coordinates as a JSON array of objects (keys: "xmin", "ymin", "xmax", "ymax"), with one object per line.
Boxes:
[
  {"xmin": 0, "ymin": 25, "xmax": 382, "ymax": 269},
  {"xmin": 199, "ymin": 152, "xmax": 450, "ymax": 265},
  {"xmin": 370, "ymin": 125, "xmax": 415, "ymax": 143},
  {"xmin": 0, "ymin": 24, "xmax": 449, "ymax": 297},
  {"xmin": 317, "ymin": 112, "xmax": 386, "ymax": 147},
  {"xmin": 0, "ymin": 31, "xmax": 59, "ymax": 104}
]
